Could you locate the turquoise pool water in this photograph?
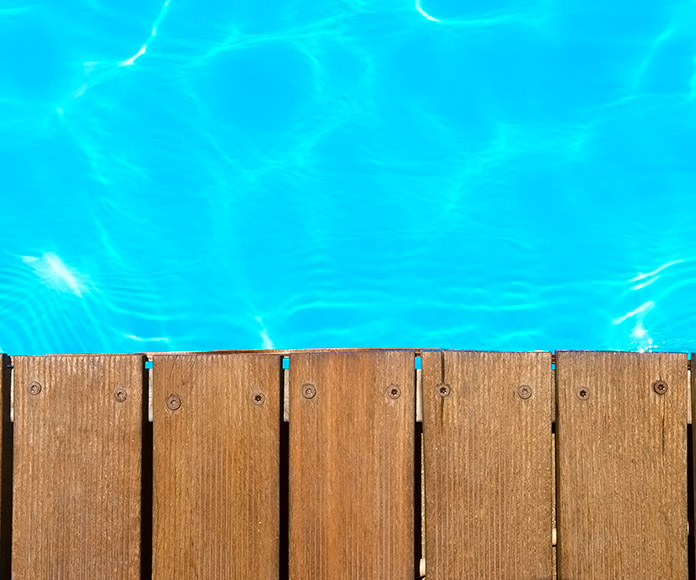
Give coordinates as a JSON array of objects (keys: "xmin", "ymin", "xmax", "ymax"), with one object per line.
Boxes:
[{"xmin": 1, "ymin": 0, "xmax": 695, "ymax": 355}]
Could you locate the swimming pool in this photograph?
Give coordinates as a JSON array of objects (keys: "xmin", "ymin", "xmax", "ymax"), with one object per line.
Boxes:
[{"xmin": 1, "ymin": 0, "xmax": 695, "ymax": 355}]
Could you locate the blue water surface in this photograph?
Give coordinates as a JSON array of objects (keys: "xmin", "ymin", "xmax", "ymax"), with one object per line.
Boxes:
[{"xmin": 1, "ymin": 0, "xmax": 696, "ymax": 355}]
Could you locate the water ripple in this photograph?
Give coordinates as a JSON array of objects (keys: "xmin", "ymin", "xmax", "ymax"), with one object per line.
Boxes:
[{"xmin": 2, "ymin": 0, "xmax": 696, "ymax": 353}]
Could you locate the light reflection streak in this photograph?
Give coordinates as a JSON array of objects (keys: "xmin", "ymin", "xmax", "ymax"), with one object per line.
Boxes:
[
  {"xmin": 629, "ymin": 259, "xmax": 686, "ymax": 282},
  {"xmin": 629, "ymin": 259, "xmax": 686, "ymax": 290},
  {"xmin": 124, "ymin": 334, "xmax": 171, "ymax": 343},
  {"xmin": 256, "ymin": 316, "xmax": 275, "ymax": 349},
  {"xmin": 119, "ymin": 0, "xmax": 172, "ymax": 67},
  {"xmin": 612, "ymin": 300, "xmax": 655, "ymax": 325},
  {"xmin": 614, "ymin": 259, "xmax": 689, "ymax": 351},
  {"xmin": 22, "ymin": 253, "xmax": 89, "ymax": 297},
  {"xmin": 415, "ymin": 0, "xmax": 441, "ymax": 23}
]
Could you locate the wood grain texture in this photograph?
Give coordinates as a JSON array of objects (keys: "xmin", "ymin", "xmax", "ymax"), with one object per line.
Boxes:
[
  {"xmin": 422, "ymin": 350, "xmax": 554, "ymax": 579},
  {"xmin": 153, "ymin": 353, "xmax": 281, "ymax": 579},
  {"xmin": 12, "ymin": 354, "xmax": 143, "ymax": 579},
  {"xmin": 556, "ymin": 351, "xmax": 688, "ymax": 579},
  {"xmin": 289, "ymin": 350, "xmax": 414, "ymax": 580}
]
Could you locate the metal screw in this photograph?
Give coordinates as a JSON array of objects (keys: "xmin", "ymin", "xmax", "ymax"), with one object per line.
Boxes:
[
  {"xmin": 387, "ymin": 385, "xmax": 401, "ymax": 399},
  {"xmin": 518, "ymin": 385, "xmax": 533, "ymax": 400},
  {"xmin": 302, "ymin": 384, "xmax": 316, "ymax": 399},
  {"xmin": 437, "ymin": 384, "xmax": 451, "ymax": 397},
  {"xmin": 166, "ymin": 394, "xmax": 181, "ymax": 411},
  {"xmin": 115, "ymin": 388, "xmax": 128, "ymax": 402},
  {"xmin": 252, "ymin": 391, "xmax": 265, "ymax": 405},
  {"xmin": 653, "ymin": 380, "xmax": 668, "ymax": 395},
  {"xmin": 28, "ymin": 381, "xmax": 42, "ymax": 396},
  {"xmin": 577, "ymin": 387, "xmax": 590, "ymax": 401}
]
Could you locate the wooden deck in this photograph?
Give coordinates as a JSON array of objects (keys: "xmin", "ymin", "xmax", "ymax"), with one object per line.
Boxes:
[{"xmin": 0, "ymin": 349, "xmax": 692, "ymax": 578}]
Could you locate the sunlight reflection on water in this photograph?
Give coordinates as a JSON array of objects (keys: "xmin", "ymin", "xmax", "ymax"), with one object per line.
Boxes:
[{"xmin": 2, "ymin": 0, "xmax": 696, "ymax": 354}]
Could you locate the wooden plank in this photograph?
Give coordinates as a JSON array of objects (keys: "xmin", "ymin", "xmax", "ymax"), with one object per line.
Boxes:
[
  {"xmin": 289, "ymin": 350, "xmax": 414, "ymax": 579},
  {"xmin": 0, "ymin": 354, "xmax": 7, "ymax": 576},
  {"xmin": 422, "ymin": 350, "xmax": 554, "ymax": 579},
  {"xmin": 153, "ymin": 353, "xmax": 281, "ymax": 579},
  {"xmin": 0, "ymin": 356, "xmax": 5, "ymax": 565},
  {"xmin": 12, "ymin": 354, "xmax": 143, "ymax": 579},
  {"xmin": 556, "ymin": 351, "xmax": 688, "ymax": 578}
]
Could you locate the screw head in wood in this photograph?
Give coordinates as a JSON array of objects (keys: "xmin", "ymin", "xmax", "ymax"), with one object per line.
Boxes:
[
  {"xmin": 653, "ymin": 380, "xmax": 668, "ymax": 395},
  {"xmin": 114, "ymin": 388, "xmax": 128, "ymax": 403},
  {"xmin": 518, "ymin": 385, "xmax": 533, "ymax": 400},
  {"xmin": 252, "ymin": 391, "xmax": 265, "ymax": 405},
  {"xmin": 437, "ymin": 384, "xmax": 451, "ymax": 397},
  {"xmin": 577, "ymin": 387, "xmax": 590, "ymax": 401},
  {"xmin": 27, "ymin": 381, "xmax": 41, "ymax": 396},
  {"xmin": 302, "ymin": 384, "xmax": 316, "ymax": 399},
  {"xmin": 387, "ymin": 384, "xmax": 401, "ymax": 399},
  {"xmin": 166, "ymin": 394, "xmax": 181, "ymax": 411}
]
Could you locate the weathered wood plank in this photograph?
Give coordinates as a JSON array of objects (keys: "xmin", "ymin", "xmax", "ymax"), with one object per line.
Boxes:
[
  {"xmin": 289, "ymin": 350, "xmax": 414, "ymax": 579},
  {"xmin": 556, "ymin": 351, "xmax": 688, "ymax": 578},
  {"xmin": 153, "ymin": 353, "xmax": 281, "ymax": 579},
  {"xmin": 12, "ymin": 354, "xmax": 143, "ymax": 579},
  {"xmin": 422, "ymin": 350, "xmax": 554, "ymax": 579}
]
